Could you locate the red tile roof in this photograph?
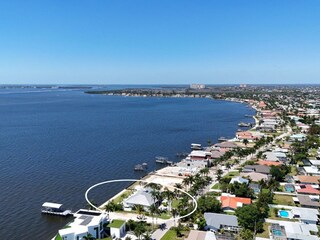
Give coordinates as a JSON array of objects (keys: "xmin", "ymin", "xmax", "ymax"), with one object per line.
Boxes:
[
  {"xmin": 257, "ymin": 160, "xmax": 283, "ymax": 166},
  {"xmin": 220, "ymin": 196, "xmax": 251, "ymax": 210},
  {"xmin": 296, "ymin": 184, "xmax": 320, "ymax": 195}
]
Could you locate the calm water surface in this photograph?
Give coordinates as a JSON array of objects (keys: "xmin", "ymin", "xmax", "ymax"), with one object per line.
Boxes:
[{"xmin": 0, "ymin": 88, "xmax": 255, "ymax": 239}]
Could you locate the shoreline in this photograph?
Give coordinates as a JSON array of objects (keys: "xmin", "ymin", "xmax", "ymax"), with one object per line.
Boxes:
[{"xmin": 97, "ymin": 94, "xmax": 259, "ymax": 209}]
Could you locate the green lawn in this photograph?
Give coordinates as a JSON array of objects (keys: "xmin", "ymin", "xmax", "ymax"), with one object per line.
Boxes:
[
  {"xmin": 160, "ymin": 229, "xmax": 188, "ymax": 240},
  {"xmin": 161, "ymin": 230, "xmax": 177, "ymax": 240},
  {"xmin": 107, "ymin": 219, "xmax": 125, "ymax": 228},
  {"xmin": 224, "ymin": 171, "xmax": 240, "ymax": 178},
  {"xmin": 211, "ymin": 183, "xmax": 221, "ymax": 189},
  {"xmin": 112, "ymin": 189, "xmax": 132, "ymax": 204},
  {"xmin": 256, "ymin": 222, "xmax": 270, "ymax": 238},
  {"xmin": 273, "ymin": 194, "xmax": 295, "ymax": 206},
  {"xmin": 172, "ymin": 199, "xmax": 180, "ymax": 208},
  {"xmin": 288, "ymin": 166, "xmax": 298, "ymax": 176},
  {"xmin": 54, "ymin": 234, "xmax": 62, "ymax": 240},
  {"xmin": 268, "ymin": 208, "xmax": 299, "ymax": 222},
  {"xmin": 159, "ymin": 212, "xmax": 172, "ymax": 219}
]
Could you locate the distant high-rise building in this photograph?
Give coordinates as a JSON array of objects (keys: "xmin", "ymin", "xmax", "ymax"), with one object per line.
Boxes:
[
  {"xmin": 240, "ymin": 84, "xmax": 247, "ymax": 88},
  {"xmin": 190, "ymin": 84, "xmax": 206, "ymax": 89}
]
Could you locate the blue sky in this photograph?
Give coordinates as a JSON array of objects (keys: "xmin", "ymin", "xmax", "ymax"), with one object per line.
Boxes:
[{"xmin": 0, "ymin": 0, "xmax": 319, "ymax": 84}]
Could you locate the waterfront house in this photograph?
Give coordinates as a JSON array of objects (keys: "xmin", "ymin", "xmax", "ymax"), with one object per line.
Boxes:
[
  {"xmin": 123, "ymin": 188, "xmax": 157, "ymax": 210},
  {"xmin": 108, "ymin": 219, "xmax": 126, "ymax": 239},
  {"xmin": 236, "ymin": 131, "xmax": 260, "ymax": 142},
  {"xmin": 218, "ymin": 195, "xmax": 251, "ymax": 211},
  {"xmin": 210, "ymin": 150, "xmax": 224, "ymax": 159},
  {"xmin": 214, "ymin": 142, "xmax": 238, "ymax": 151},
  {"xmin": 204, "ymin": 213, "xmax": 240, "ymax": 233},
  {"xmin": 57, "ymin": 209, "xmax": 108, "ymax": 240},
  {"xmin": 188, "ymin": 150, "xmax": 212, "ymax": 161}
]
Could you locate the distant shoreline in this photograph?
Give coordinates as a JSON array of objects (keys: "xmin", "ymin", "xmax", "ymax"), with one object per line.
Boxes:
[{"xmin": 93, "ymin": 89, "xmax": 258, "ymax": 210}]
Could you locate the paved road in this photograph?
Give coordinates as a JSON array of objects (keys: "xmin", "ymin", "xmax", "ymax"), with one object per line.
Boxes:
[{"xmin": 151, "ymin": 219, "xmax": 175, "ymax": 240}]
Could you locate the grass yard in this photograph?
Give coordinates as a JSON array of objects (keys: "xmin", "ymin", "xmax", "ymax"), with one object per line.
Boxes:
[
  {"xmin": 211, "ymin": 183, "xmax": 221, "ymax": 189},
  {"xmin": 172, "ymin": 199, "xmax": 180, "ymax": 208},
  {"xmin": 159, "ymin": 212, "xmax": 172, "ymax": 219},
  {"xmin": 268, "ymin": 208, "xmax": 299, "ymax": 222},
  {"xmin": 256, "ymin": 222, "xmax": 270, "ymax": 238},
  {"xmin": 273, "ymin": 194, "xmax": 295, "ymax": 206},
  {"xmin": 112, "ymin": 189, "xmax": 132, "ymax": 204},
  {"xmin": 289, "ymin": 166, "xmax": 298, "ymax": 176},
  {"xmin": 160, "ymin": 229, "xmax": 189, "ymax": 240},
  {"xmin": 161, "ymin": 230, "xmax": 177, "ymax": 240},
  {"xmin": 224, "ymin": 171, "xmax": 240, "ymax": 178}
]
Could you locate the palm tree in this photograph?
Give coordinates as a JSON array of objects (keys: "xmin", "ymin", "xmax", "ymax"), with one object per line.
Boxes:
[
  {"xmin": 243, "ymin": 138, "xmax": 249, "ymax": 146},
  {"xmin": 148, "ymin": 204, "xmax": 157, "ymax": 230},
  {"xmin": 135, "ymin": 204, "xmax": 144, "ymax": 216},
  {"xmin": 83, "ymin": 233, "xmax": 95, "ymax": 240},
  {"xmin": 150, "ymin": 189, "xmax": 160, "ymax": 206},
  {"xmin": 162, "ymin": 188, "xmax": 175, "ymax": 211},
  {"xmin": 182, "ymin": 175, "xmax": 194, "ymax": 190},
  {"xmin": 134, "ymin": 223, "xmax": 146, "ymax": 240},
  {"xmin": 225, "ymin": 162, "xmax": 231, "ymax": 170},
  {"xmin": 199, "ymin": 167, "xmax": 209, "ymax": 176},
  {"xmin": 171, "ymin": 208, "xmax": 178, "ymax": 227},
  {"xmin": 142, "ymin": 231, "xmax": 152, "ymax": 240},
  {"xmin": 216, "ymin": 169, "xmax": 223, "ymax": 181},
  {"xmin": 103, "ymin": 203, "xmax": 113, "ymax": 216},
  {"xmin": 148, "ymin": 182, "xmax": 161, "ymax": 191}
]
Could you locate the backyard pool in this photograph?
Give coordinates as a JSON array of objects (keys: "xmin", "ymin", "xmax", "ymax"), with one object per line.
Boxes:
[{"xmin": 278, "ymin": 210, "xmax": 289, "ymax": 218}]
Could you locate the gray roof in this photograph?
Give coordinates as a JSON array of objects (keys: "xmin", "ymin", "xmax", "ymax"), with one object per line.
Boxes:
[
  {"xmin": 204, "ymin": 213, "xmax": 238, "ymax": 229},
  {"xmin": 291, "ymin": 207, "xmax": 319, "ymax": 222},
  {"xmin": 297, "ymin": 195, "xmax": 320, "ymax": 207},
  {"xmin": 124, "ymin": 190, "xmax": 156, "ymax": 207},
  {"xmin": 244, "ymin": 165, "xmax": 270, "ymax": 174}
]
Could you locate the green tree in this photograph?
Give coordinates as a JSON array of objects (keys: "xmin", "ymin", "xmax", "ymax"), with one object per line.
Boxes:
[
  {"xmin": 270, "ymin": 166, "xmax": 286, "ymax": 181},
  {"xmin": 239, "ymin": 229, "xmax": 254, "ymax": 240},
  {"xmin": 82, "ymin": 233, "xmax": 95, "ymax": 240},
  {"xmin": 133, "ymin": 223, "xmax": 146, "ymax": 240},
  {"xmin": 235, "ymin": 205, "xmax": 263, "ymax": 232},
  {"xmin": 216, "ymin": 169, "xmax": 223, "ymax": 181},
  {"xmin": 197, "ymin": 216, "xmax": 207, "ymax": 230},
  {"xmin": 148, "ymin": 204, "xmax": 157, "ymax": 230},
  {"xmin": 197, "ymin": 195, "xmax": 222, "ymax": 214}
]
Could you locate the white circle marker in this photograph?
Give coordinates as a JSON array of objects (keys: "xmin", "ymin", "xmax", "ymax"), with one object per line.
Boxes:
[{"xmin": 85, "ymin": 179, "xmax": 198, "ymax": 221}]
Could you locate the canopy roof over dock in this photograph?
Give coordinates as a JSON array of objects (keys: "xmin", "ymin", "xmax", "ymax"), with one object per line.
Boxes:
[{"xmin": 42, "ymin": 202, "xmax": 63, "ymax": 209}]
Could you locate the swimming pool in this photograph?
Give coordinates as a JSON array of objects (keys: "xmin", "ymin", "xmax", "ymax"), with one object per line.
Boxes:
[
  {"xmin": 272, "ymin": 229, "xmax": 283, "ymax": 236},
  {"xmin": 278, "ymin": 210, "xmax": 289, "ymax": 218}
]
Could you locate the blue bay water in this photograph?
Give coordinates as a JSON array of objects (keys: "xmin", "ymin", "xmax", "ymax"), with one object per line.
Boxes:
[{"xmin": 0, "ymin": 88, "xmax": 255, "ymax": 239}]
